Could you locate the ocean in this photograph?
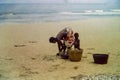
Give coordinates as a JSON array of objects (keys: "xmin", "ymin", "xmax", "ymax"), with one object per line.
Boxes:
[{"xmin": 0, "ymin": 3, "xmax": 120, "ymax": 23}]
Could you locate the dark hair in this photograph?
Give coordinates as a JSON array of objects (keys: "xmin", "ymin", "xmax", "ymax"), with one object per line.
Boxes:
[
  {"xmin": 74, "ymin": 33, "xmax": 79, "ymax": 37},
  {"xmin": 49, "ymin": 37, "xmax": 57, "ymax": 43}
]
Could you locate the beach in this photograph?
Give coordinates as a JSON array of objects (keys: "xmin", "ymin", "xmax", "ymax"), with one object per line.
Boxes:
[{"xmin": 0, "ymin": 17, "xmax": 120, "ymax": 80}]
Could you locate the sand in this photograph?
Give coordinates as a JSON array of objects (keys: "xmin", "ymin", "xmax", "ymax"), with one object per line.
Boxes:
[{"xmin": 0, "ymin": 17, "xmax": 120, "ymax": 80}]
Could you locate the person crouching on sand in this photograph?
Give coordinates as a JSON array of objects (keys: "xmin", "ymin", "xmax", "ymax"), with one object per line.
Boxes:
[{"xmin": 49, "ymin": 27, "xmax": 74, "ymax": 56}]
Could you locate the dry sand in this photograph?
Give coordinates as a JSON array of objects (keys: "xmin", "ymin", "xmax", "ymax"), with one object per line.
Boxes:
[{"xmin": 0, "ymin": 17, "xmax": 120, "ymax": 80}]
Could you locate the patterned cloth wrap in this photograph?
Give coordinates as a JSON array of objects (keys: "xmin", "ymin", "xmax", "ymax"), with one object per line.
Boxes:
[{"xmin": 65, "ymin": 29, "xmax": 75, "ymax": 48}]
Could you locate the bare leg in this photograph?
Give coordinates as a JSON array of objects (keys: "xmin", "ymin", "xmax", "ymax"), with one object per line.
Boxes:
[
  {"xmin": 62, "ymin": 44, "xmax": 66, "ymax": 54},
  {"xmin": 57, "ymin": 40, "xmax": 63, "ymax": 52}
]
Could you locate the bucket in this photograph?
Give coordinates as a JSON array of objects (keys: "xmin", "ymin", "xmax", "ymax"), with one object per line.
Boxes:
[
  {"xmin": 93, "ymin": 54, "xmax": 109, "ymax": 64},
  {"xmin": 61, "ymin": 53, "xmax": 69, "ymax": 59},
  {"xmin": 68, "ymin": 49, "xmax": 83, "ymax": 62}
]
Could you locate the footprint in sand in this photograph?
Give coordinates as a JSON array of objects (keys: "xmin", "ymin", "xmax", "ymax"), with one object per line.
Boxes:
[
  {"xmin": 14, "ymin": 44, "xmax": 26, "ymax": 47},
  {"xmin": 0, "ymin": 74, "xmax": 8, "ymax": 80},
  {"xmin": 48, "ymin": 64, "xmax": 60, "ymax": 72},
  {"xmin": 73, "ymin": 66, "xmax": 79, "ymax": 70},
  {"xmin": 31, "ymin": 57, "xmax": 36, "ymax": 60},
  {"xmin": 5, "ymin": 58, "xmax": 13, "ymax": 60},
  {"xmin": 87, "ymin": 52, "xmax": 93, "ymax": 54},
  {"xmin": 28, "ymin": 41, "xmax": 37, "ymax": 43},
  {"xmin": 42, "ymin": 55, "xmax": 58, "ymax": 61},
  {"xmin": 0, "ymin": 74, "xmax": 2, "ymax": 77},
  {"xmin": 82, "ymin": 55, "xmax": 88, "ymax": 58},
  {"xmin": 87, "ymin": 48, "xmax": 95, "ymax": 50},
  {"xmin": 19, "ymin": 66, "xmax": 39, "ymax": 77}
]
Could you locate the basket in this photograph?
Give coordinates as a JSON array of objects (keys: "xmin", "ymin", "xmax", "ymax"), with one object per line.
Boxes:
[
  {"xmin": 93, "ymin": 54, "xmax": 109, "ymax": 64},
  {"xmin": 68, "ymin": 49, "xmax": 83, "ymax": 62}
]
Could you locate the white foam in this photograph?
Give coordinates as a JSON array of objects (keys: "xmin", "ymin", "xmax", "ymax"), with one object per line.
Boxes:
[
  {"xmin": 85, "ymin": 10, "xmax": 93, "ymax": 13},
  {"xmin": 59, "ymin": 12, "xmax": 81, "ymax": 15},
  {"xmin": 95, "ymin": 10, "xmax": 104, "ymax": 13},
  {"xmin": 111, "ymin": 9, "xmax": 120, "ymax": 12}
]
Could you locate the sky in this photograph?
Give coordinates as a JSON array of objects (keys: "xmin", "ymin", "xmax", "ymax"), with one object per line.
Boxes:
[{"xmin": 0, "ymin": 0, "xmax": 118, "ymax": 3}]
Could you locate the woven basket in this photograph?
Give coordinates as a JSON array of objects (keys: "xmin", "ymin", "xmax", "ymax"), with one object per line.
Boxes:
[{"xmin": 68, "ymin": 49, "xmax": 83, "ymax": 62}]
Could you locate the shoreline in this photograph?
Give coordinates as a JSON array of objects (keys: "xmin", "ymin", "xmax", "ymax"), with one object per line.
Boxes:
[{"xmin": 0, "ymin": 16, "xmax": 120, "ymax": 25}]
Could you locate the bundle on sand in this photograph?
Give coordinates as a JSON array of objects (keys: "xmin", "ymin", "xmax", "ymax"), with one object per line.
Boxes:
[{"xmin": 68, "ymin": 49, "xmax": 83, "ymax": 62}]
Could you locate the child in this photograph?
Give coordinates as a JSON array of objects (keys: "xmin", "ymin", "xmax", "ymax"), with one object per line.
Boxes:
[{"xmin": 74, "ymin": 33, "xmax": 80, "ymax": 50}]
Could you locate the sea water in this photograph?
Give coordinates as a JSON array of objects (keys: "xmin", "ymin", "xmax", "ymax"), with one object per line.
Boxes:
[{"xmin": 0, "ymin": 3, "xmax": 120, "ymax": 23}]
